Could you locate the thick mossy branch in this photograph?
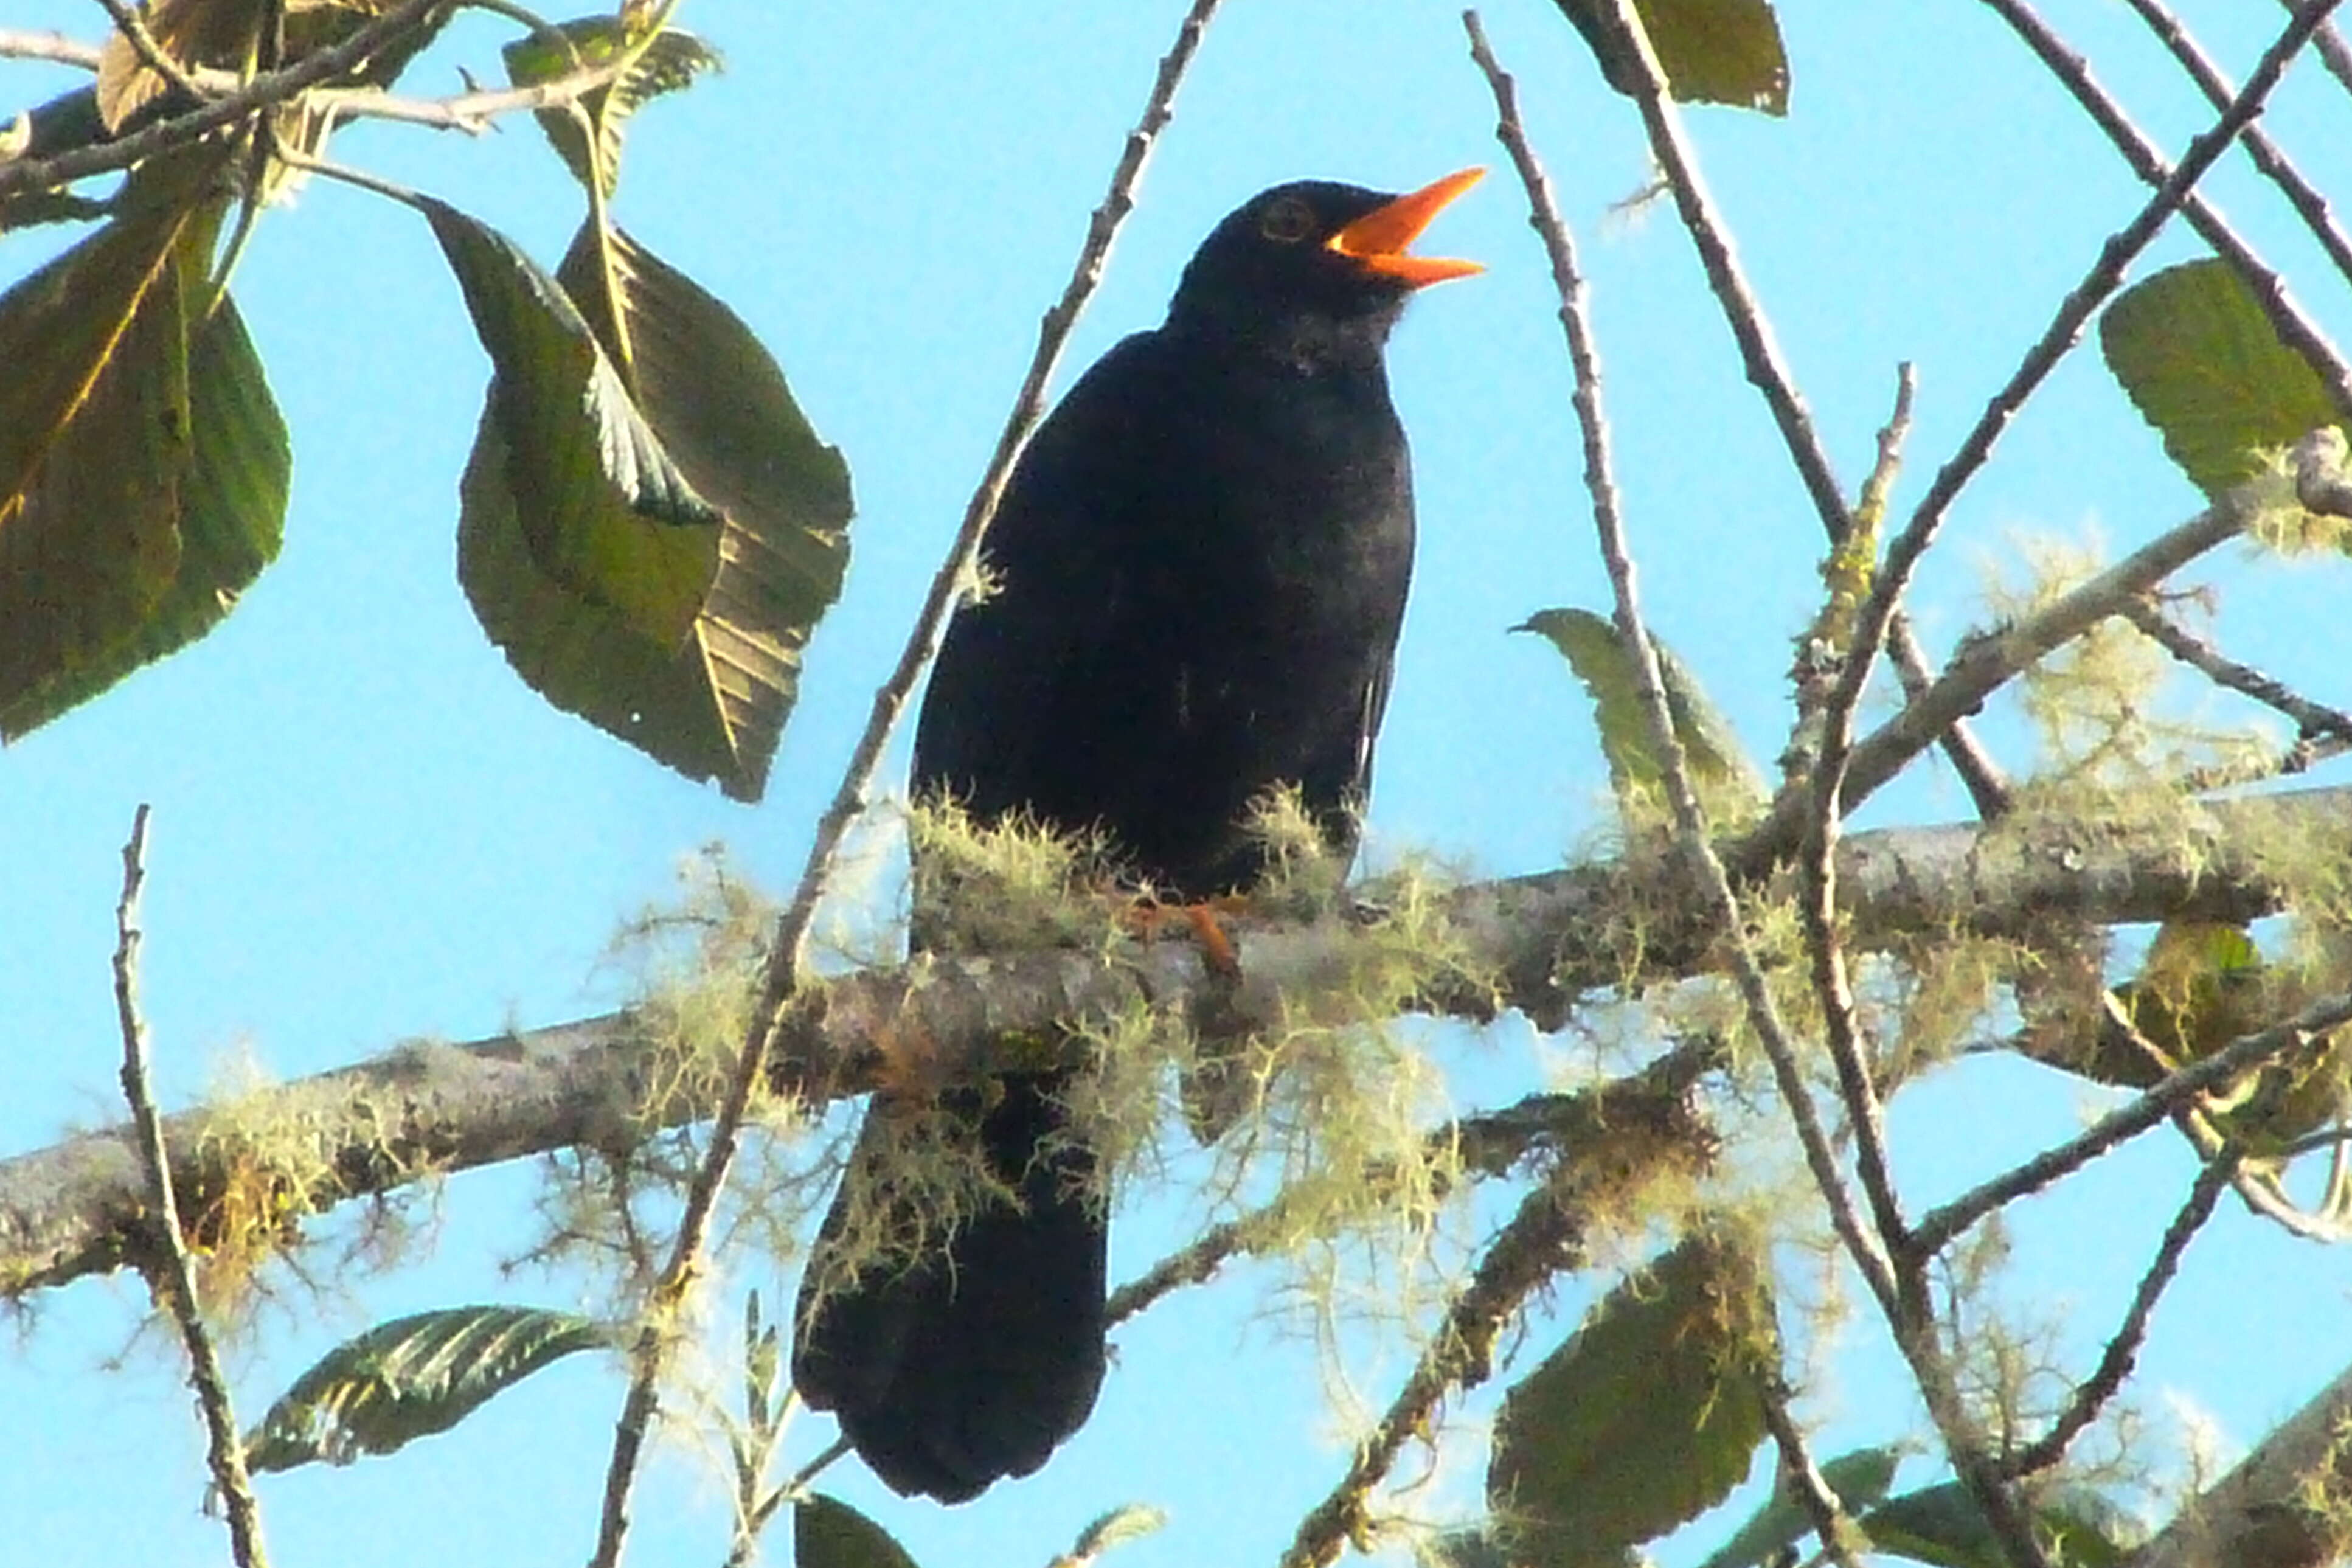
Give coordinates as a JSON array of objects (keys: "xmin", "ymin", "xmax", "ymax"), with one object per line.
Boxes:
[{"xmin": 9, "ymin": 789, "xmax": 2352, "ymax": 1297}]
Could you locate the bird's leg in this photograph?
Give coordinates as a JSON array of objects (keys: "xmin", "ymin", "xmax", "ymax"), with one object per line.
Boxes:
[{"xmin": 1120, "ymin": 893, "xmax": 1249, "ymax": 979}]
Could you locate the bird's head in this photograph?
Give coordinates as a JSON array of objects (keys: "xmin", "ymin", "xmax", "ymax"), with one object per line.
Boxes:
[{"xmin": 1168, "ymin": 170, "xmax": 1484, "ymax": 347}]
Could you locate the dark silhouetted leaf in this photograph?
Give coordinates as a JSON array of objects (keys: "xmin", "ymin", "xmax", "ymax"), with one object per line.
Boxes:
[
  {"xmin": 795, "ymin": 1494, "xmax": 923, "ymax": 1568},
  {"xmin": 1491, "ymin": 1230, "xmax": 1774, "ymax": 1567},
  {"xmin": 2101, "ymin": 258, "xmax": 2343, "ymax": 500},
  {"xmin": 1555, "ymin": 0, "xmax": 1789, "ymax": 115},
  {"xmin": 425, "ymin": 198, "xmax": 721, "ymax": 648},
  {"xmin": 1861, "ymin": 1480, "xmax": 2139, "ymax": 1567},
  {"xmin": 1698, "ymin": 1445, "xmax": 1904, "ymax": 1568},
  {"xmin": 243, "ymin": 1305, "xmax": 616, "ymax": 1472},
  {"xmin": 1518, "ymin": 607, "xmax": 1765, "ymax": 827},
  {"xmin": 502, "ymin": 18, "xmax": 721, "ymax": 196},
  {"xmin": 460, "ymin": 221, "xmax": 852, "ymax": 800}
]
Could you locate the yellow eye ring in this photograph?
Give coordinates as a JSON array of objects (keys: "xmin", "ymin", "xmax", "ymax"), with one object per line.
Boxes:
[{"xmin": 1258, "ymin": 197, "xmax": 1315, "ymax": 243}]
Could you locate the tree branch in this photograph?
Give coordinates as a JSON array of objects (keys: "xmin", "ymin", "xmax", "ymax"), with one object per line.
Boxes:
[
  {"xmin": 9, "ymin": 785, "xmax": 2350, "ymax": 1301},
  {"xmin": 112, "ymin": 807, "xmax": 269, "ymax": 1568},
  {"xmin": 0, "ymin": 0, "xmax": 451, "ymax": 199},
  {"xmin": 1978, "ymin": 0, "xmax": 2352, "ymax": 408},
  {"xmin": 1278, "ymin": 1123, "xmax": 1702, "ymax": 1568},
  {"xmin": 2131, "ymin": 1352, "xmax": 2352, "ymax": 1568}
]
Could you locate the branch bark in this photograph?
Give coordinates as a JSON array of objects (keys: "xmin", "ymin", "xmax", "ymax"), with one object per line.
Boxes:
[{"xmin": 7, "ymin": 785, "xmax": 2347, "ymax": 1300}]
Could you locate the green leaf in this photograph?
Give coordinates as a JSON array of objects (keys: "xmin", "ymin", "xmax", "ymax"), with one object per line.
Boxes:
[
  {"xmin": 0, "ymin": 149, "xmax": 260, "ymax": 738},
  {"xmin": 2080, "ymin": 921, "xmax": 2347, "ymax": 1151},
  {"xmin": 425, "ymin": 198, "xmax": 721, "ymax": 649},
  {"xmin": 4, "ymin": 293, "xmax": 289, "ymax": 738},
  {"xmin": 1490, "ymin": 1230, "xmax": 1774, "ymax": 1567},
  {"xmin": 1696, "ymin": 1445, "xmax": 1903, "ymax": 1568},
  {"xmin": 243, "ymin": 1305, "xmax": 616, "ymax": 1472},
  {"xmin": 459, "ymin": 221, "xmax": 851, "ymax": 802},
  {"xmin": 2100, "ymin": 258, "xmax": 2343, "ymax": 500},
  {"xmin": 1517, "ymin": 607, "xmax": 1766, "ymax": 828},
  {"xmin": 794, "ymin": 1494, "xmax": 923, "ymax": 1568},
  {"xmin": 1554, "ymin": 0, "xmax": 1790, "ymax": 116},
  {"xmin": 1861, "ymin": 1480, "xmax": 2140, "ymax": 1567},
  {"xmin": 502, "ymin": 18, "xmax": 722, "ymax": 196}
]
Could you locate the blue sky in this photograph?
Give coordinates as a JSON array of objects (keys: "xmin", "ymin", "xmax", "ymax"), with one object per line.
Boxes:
[{"xmin": 7, "ymin": 2, "xmax": 2352, "ymax": 1564}]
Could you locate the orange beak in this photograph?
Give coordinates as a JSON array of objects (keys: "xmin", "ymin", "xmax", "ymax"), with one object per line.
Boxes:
[{"xmin": 1326, "ymin": 167, "xmax": 1486, "ymax": 287}]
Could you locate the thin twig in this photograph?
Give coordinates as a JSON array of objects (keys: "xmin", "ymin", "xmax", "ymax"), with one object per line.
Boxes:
[
  {"xmin": 112, "ymin": 807, "xmax": 269, "ymax": 1568},
  {"xmin": 1462, "ymin": 2, "xmax": 1900, "ymax": 1326},
  {"xmin": 1573, "ymin": 0, "xmax": 2012, "ymax": 811},
  {"xmin": 2124, "ymin": 0, "xmax": 2352, "ymax": 292},
  {"xmin": 2125, "ymin": 597, "xmax": 2352, "ymax": 745},
  {"xmin": 94, "ymin": 0, "xmax": 208, "ymax": 106},
  {"xmin": 585, "ymin": 4, "xmax": 1227, "ymax": 1562},
  {"xmin": 2277, "ymin": 0, "xmax": 2352, "ymax": 100},
  {"xmin": 1977, "ymin": 0, "xmax": 2352, "ymax": 409},
  {"xmin": 1278, "ymin": 1167, "xmax": 1602, "ymax": 1568},
  {"xmin": 0, "ymin": 0, "xmax": 449, "ymax": 197},
  {"xmin": 1799, "ymin": 376, "xmax": 1931, "ymax": 1279},
  {"xmin": 1910, "ymin": 989, "xmax": 2352, "ymax": 1257},
  {"xmin": 2005, "ymin": 1141, "xmax": 2239, "ymax": 1476},
  {"xmin": 1885, "ymin": 0, "xmax": 2351, "ymax": 702},
  {"xmin": 1576, "ymin": 3, "xmax": 2069, "ymax": 1558},
  {"xmin": 1736, "ymin": 493, "xmax": 2256, "ymax": 869},
  {"xmin": 0, "ymin": 29, "xmax": 103, "ymax": 69},
  {"xmin": 1108, "ymin": 1056, "xmax": 1715, "ymax": 1324},
  {"xmin": 1759, "ymin": 1372, "xmax": 1865, "ymax": 1568}
]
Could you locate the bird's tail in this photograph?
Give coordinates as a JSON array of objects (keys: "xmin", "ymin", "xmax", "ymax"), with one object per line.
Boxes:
[{"xmin": 791, "ymin": 1070, "xmax": 1109, "ymax": 1504}]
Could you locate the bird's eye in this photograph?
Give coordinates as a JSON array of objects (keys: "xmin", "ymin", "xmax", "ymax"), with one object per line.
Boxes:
[{"xmin": 1258, "ymin": 197, "xmax": 1315, "ymax": 244}]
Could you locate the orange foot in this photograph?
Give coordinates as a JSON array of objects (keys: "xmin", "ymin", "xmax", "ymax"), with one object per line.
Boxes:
[{"xmin": 1122, "ymin": 893, "xmax": 1249, "ymax": 979}]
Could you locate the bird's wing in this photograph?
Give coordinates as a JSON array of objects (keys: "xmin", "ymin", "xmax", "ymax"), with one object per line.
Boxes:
[{"xmin": 911, "ymin": 331, "xmax": 1169, "ymax": 823}]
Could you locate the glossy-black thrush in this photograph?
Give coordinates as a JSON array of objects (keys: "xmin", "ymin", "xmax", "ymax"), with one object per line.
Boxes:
[{"xmin": 791, "ymin": 168, "xmax": 1482, "ymax": 1504}]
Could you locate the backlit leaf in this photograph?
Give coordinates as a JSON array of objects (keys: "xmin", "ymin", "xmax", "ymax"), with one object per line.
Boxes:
[
  {"xmin": 1490, "ymin": 1230, "xmax": 1774, "ymax": 1566},
  {"xmin": 243, "ymin": 1305, "xmax": 616, "ymax": 1472},
  {"xmin": 459, "ymin": 221, "xmax": 852, "ymax": 800},
  {"xmin": 1554, "ymin": 0, "xmax": 1790, "ymax": 116},
  {"xmin": 1518, "ymin": 607, "xmax": 1766, "ymax": 828},
  {"xmin": 2101, "ymin": 259, "xmax": 2343, "ymax": 500},
  {"xmin": 426, "ymin": 198, "xmax": 721, "ymax": 649}
]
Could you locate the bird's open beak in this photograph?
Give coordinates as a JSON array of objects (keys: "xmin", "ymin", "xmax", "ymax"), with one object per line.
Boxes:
[{"xmin": 1326, "ymin": 167, "xmax": 1486, "ymax": 287}]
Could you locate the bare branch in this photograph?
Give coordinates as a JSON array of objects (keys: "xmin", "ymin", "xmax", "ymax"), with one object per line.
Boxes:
[
  {"xmin": 1572, "ymin": 0, "xmax": 2010, "ymax": 811},
  {"xmin": 1463, "ymin": 5, "xmax": 1903, "ymax": 1328},
  {"xmin": 1909, "ymin": 988, "xmax": 2352, "ymax": 1257},
  {"xmin": 0, "ymin": 0, "xmax": 451, "ymax": 198},
  {"xmin": 2124, "ymin": 0, "xmax": 2352, "ymax": 292},
  {"xmin": 2276, "ymin": 0, "xmax": 2352, "ymax": 103},
  {"xmin": 2126, "ymin": 598, "xmax": 2352, "ymax": 746},
  {"xmin": 10, "ymin": 786, "xmax": 2347, "ymax": 1302},
  {"xmin": 112, "ymin": 807, "xmax": 269, "ymax": 1568},
  {"xmin": 1760, "ymin": 1372, "xmax": 1866, "ymax": 1568},
  {"xmin": 1977, "ymin": 0, "xmax": 2352, "ymax": 408},
  {"xmin": 588, "ymin": 3, "xmax": 1229, "ymax": 1560},
  {"xmin": 0, "ymin": 29, "xmax": 104, "ymax": 70},
  {"xmin": 2005, "ymin": 1142, "xmax": 2238, "ymax": 1477}
]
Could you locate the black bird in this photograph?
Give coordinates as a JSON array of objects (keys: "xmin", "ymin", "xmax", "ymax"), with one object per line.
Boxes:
[{"xmin": 791, "ymin": 169, "xmax": 1482, "ymax": 1504}]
